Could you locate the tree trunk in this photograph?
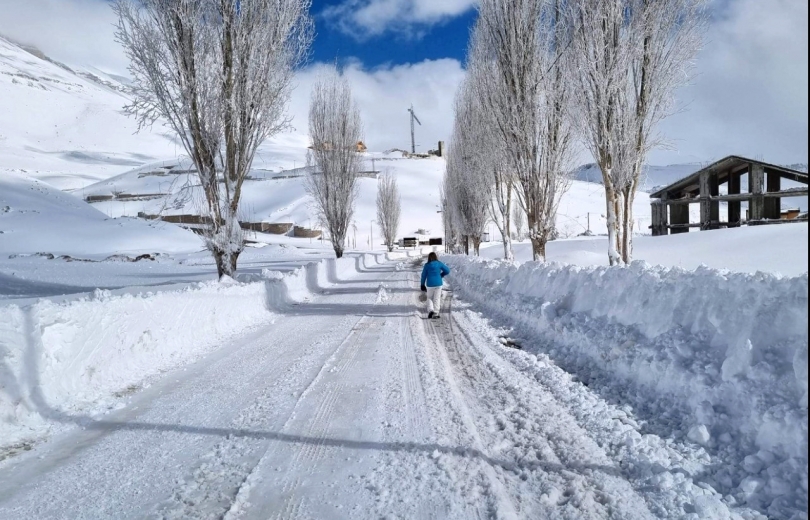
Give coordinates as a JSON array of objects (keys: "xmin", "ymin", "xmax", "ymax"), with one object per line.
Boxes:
[
  {"xmin": 621, "ymin": 184, "xmax": 636, "ymax": 264},
  {"xmin": 213, "ymin": 249, "xmax": 240, "ymax": 280},
  {"xmin": 604, "ymin": 184, "xmax": 623, "ymax": 266},
  {"xmin": 463, "ymin": 235, "xmax": 470, "ymax": 255},
  {"xmin": 530, "ymin": 236, "xmax": 546, "ymax": 262},
  {"xmin": 472, "ymin": 237, "xmax": 481, "ymax": 256},
  {"xmin": 334, "ymin": 246, "xmax": 344, "ymax": 258},
  {"xmin": 502, "ymin": 234, "xmax": 513, "ymax": 261}
]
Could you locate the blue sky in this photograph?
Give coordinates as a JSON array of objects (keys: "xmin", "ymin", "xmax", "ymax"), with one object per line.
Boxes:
[{"xmin": 309, "ymin": 0, "xmax": 474, "ymax": 67}]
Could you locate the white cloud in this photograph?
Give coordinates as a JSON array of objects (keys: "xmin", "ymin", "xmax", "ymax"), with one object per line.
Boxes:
[
  {"xmin": 651, "ymin": 0, "xmax": 808, "ymax": 166},
  {"xmin": 0, "ymin": 0, "xmax": 128, "ymax": 74},
  {"xmin": 286, "ymin": 59, "xmax": 466, "ymax": 153},
  {"xmin": 1, "ymin": 0, "xmax": 804, "ymax": 167},
  {"xmin": 322, "ymin": 0, "xmax": 477, "ymax": 39}
]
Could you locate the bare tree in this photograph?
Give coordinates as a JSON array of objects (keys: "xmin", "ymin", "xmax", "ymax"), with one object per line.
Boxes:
[
  {"xmin": 439, "ymin": 182, "xmax": 463, "ymax": 254},
  {"xmin": 114, "ymin": 0, "xmax": 312, "ymax": 278},
  {"xmin": 376, "ymin": 172, "xmax": 401, "ymax": 252},
  {"xmin": 472, "ymin": 0, "xmax": 576, "ymax": 261},
  {"xmin": 305, "ymin": 69, "xmax": 363, "ymax": 258},
  {"xmin": 445, "ymin": 80, "xmax": 493, "ymax": 256},
  {"xmin": 570, "ymin": 0, "xmax": 706, "ymax": 264}
]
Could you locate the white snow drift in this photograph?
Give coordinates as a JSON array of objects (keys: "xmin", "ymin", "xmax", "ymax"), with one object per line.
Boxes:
[{"xmin": 445, "ymin": 256, "xmax": 808, "ymax": 518}]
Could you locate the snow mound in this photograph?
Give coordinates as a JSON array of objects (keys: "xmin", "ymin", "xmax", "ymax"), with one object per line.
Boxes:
[
  {"xmin": 0, "ymin": 172, "xmax": 202, "ymax": 257},
  {"xmin": 445, "ymin": 256, "xmax": 808, "ymax": 518}
]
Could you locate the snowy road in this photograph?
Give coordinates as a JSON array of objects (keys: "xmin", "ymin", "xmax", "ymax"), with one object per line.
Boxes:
[{"xmin": 0, "ymin": 259, "xmax": 734, "ymax": 519}]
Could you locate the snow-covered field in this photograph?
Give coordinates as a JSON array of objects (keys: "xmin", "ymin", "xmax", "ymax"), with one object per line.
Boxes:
[
  {"xmin": 0, "ymin": 172, "xmax": 202, "ymax": 258},
  {"xmin": 481, "ymin": 223, "xmax": 809, "ymax": 277},
  {"xmin": 0, "ymin": 36, "xmax": 180, "ymax": 190}
]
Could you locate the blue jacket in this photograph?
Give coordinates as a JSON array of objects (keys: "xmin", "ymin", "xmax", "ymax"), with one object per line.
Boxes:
[{"xmin": 421, "ymin": 260, "xmax": 450, "ymax": 288}]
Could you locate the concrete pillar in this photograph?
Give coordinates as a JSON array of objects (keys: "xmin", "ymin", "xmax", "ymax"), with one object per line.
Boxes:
[
  {"xmin": 670, "ymin": 203, "xmax": 690, "ymax": 234},
  {"xmin": 700, "ymin": 171, "xmax": 720, "ymax": 230},
  {"xmin": 749, "ymin": 163, "xmax": 765, "ymax": 221},
  {"xmin": 765, "ymin": 172, "xmax": 782, "ymax": 220},
  {"xmin": 728, "ymin": 171, "xmax": 742, "ymax": 227}
]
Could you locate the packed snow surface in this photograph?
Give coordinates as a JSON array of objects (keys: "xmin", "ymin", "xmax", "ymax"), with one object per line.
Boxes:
[{"xmin": 1, "ymin": 253, "xmax": 797, "ymax": 519}]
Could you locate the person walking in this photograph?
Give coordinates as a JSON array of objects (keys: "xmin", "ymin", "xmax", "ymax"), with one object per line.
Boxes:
[{"xmin": 420, "ymin": 252, "xmax": 450, "ymax": 319}]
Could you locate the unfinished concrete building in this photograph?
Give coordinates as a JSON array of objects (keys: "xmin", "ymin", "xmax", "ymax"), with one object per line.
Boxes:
[{"xmin": 650, "ymin": 156, "xmax": 808, "ymax": 236}]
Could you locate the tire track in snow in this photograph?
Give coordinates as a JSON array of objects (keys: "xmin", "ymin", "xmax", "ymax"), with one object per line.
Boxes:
[
  {"xmin": 149, "ymin": 316, "xmax": 363, "ymax": 520},
  {"xmin": 421, "ymin": 291, "xmax": 521, "ymax": 520},
  {"xmin": 227, "ymin": 314, "xmax": 383, "ymax": 519},
  {"xmin": 433, "ymin": 293, "xmax": 657, "ymax": 519}
]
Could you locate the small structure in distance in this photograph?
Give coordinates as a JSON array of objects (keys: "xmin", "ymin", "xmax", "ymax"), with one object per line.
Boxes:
[{"xmin": 649, "ymin": 156, "xmax": 807, "ymax": 236}]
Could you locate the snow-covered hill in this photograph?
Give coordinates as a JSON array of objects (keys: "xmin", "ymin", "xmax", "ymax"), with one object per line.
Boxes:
[
  {"xmin": 574, "ymin": 162, "xmax": 702, "ymax": 193},
  {"xmin": 0, "ymin": 36, "xmax": 179, "ymax": 190},
  {"xmin": 0, "ymin": 172, "xmax": 201, "ymax": 257},
  {"xmin": 78, "ymin": 144, "xmax": 449, "ymax": 247}
]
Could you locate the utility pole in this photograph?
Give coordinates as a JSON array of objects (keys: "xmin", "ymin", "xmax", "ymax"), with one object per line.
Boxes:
[
  {"xmin": 587, "ymin": 213, "xmax": 590, "ymax": 233},
  {"xmin": 370, "ymin": 220, "xmax": 375, "ymax": 251},
  {"xmin": 407, "ymin": 105, "xmax": 422, "ymax": 154}
]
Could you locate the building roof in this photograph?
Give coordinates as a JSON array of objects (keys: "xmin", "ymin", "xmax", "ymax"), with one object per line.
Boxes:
[{"xmin": 649, "ymin": 155, "xmax": 808, "ymax": 199}]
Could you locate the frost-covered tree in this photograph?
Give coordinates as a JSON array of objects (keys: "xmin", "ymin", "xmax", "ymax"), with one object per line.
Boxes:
[
  {"xmin": 570, "ymin": 0, "xmax": 706, "ymax": 264},
  {"xmin": 472, "ymin": 0, "xmax": 576, "ymax": 261},
  {"xmin": 445, "ymin": 80, "xmax": 493, "ymax": 256},
  {"xmin": 114, "ymin": 0, "xmax": 312, "ymax": 278},
  {"xmin": 376, "ymin": 172, "xmax": 401, "ymax": 252},
  {"xmin": 305, "ymin": 70, "xmax": 363, "ymax": 258},
  {"xmin": 439, "ymin": 182, "xmax": 462, "ymax": 254}
]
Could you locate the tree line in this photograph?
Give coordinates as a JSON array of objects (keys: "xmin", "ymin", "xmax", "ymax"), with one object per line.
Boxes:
[
  {"xmin": 443, "ymin": 0, "xmax": 706, "ymax": 264},
  {"xmin": 113, "ymin": 0, "xmax": 703, "ymax": 275}
]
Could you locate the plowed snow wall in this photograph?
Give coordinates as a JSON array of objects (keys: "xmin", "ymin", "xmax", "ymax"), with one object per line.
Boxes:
[
  {"xmin": 0, "ymin": 256, "xmax": 374, "ymax": 452},
  {"xmin": 446, "ymin": 256, "xmax": 808, "ymax": 509}
]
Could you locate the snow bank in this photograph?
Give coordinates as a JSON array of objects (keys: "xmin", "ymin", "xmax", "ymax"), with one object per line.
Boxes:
[
  {"xmin": 0, "ymin": 172, "xmax": 202, "ymax": 257},
  {"xmin": 446, "ymin": 256, "xmax": 808, "ymax": 518},
  {"xmin": 0, "ymin": 255, "xmax": 370, "ymax": 456}
]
